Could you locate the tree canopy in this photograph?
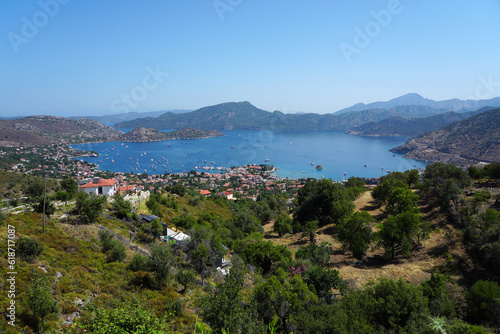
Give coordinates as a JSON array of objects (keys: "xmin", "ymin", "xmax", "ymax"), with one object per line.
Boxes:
[{"xmin": 294, "ymin": 179, "xmax": 354, "ymax": 228}]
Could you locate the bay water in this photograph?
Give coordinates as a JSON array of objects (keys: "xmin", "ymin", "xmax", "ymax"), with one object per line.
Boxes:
[{"xmin": 72, "ymin": 130, "xmax": 428, "ymax": 181}]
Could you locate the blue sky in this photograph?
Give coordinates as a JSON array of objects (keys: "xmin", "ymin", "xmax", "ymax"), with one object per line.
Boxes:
[{"xmin": 1, "ymin": 0, "xmax": 499, "ymax": 116}]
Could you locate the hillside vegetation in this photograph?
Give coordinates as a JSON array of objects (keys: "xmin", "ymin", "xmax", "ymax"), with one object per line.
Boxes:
[
  {"xmin": 1, "ymin": 162, "xmax": 499, "ymax": 333},
  {"xmin": 392, "ymin": 108, "xmax": 500, "ymax": 164},
  {"xmin": 114, "ymin": 102, "xmax": 445, "ymax": 131},
  {"xmin": 345, "ymin": 110, "xmax": 482, "ymax": 137},
  {"xmin": 120, "ymin": 127, "xmax": 225, "ymax": 142}
]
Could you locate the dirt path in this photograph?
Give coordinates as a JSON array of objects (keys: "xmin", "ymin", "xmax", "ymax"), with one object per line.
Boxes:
[{"xmin": 353, "ymin": 190, "xmax": 384, "ymax": 218}]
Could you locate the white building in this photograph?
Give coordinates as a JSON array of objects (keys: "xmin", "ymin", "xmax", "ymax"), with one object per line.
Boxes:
[{"xmin": 79, "ymin": 177, "xmax": 117, "ymax": 196}]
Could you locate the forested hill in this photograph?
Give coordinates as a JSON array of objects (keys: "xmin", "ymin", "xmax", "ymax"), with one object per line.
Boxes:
[
  {"xmin": 0, "ymin": 116, "xmax": 123, "ymax": 146},
  {"xmin": 113, "ymin": 101, "xmax": 444, "ymax": 131},
  {"xmin": 120, "ymin": 127, "xmax": 225, "ymax": 142},
  {"xmin": 345, "ymin": 109, "xmax": 483, "ymax": 137},
  {"xmin": 391, "ymin": 108, "xmax": 500, "ymax": 164},
  {"xmin": 2, "ymin": 162, "xmax": 500, "ymax": 332}
]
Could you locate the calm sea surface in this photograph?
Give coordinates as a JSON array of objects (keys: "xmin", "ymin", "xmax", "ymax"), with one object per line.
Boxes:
[{"xmin": 71, "ymin": 130, "xmax": 428, "ymax": 181}]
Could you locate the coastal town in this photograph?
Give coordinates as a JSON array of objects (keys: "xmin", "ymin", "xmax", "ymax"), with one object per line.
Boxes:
[{"xmin": 0, "ymin": 143, "xmax": 321, "ymax": 201}]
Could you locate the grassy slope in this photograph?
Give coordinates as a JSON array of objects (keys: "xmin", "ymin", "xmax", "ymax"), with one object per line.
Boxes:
[
  {"xmin": 0, "ymin": 193, "xmax": 232, "ymax": 333},
  {"xmin": 0, "ymin": 177, "xmax": 497, "ymax": 332}
]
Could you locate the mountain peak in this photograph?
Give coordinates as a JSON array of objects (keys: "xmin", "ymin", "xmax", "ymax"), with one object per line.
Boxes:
[
  {"xmin": 335, "ymin": 94, "xmax": 500, "ymax": 115},
  {"xmin": 389, "ymin": 93, "xmax": 431, "ymax": 105}
]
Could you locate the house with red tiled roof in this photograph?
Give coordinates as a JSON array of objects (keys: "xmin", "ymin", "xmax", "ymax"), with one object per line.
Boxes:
[
  {"xmin": 117, "ymin": 185, "xmax": 137, "ymax": 194},
  {"xmin": 219, "ymin": 191, "xmax": 234, "ymax": 200},
  {"xmin": 199, "ymin": 189, "xmax": 211, "ymax": 196},
  {"xmin": 79, "ymin": 177, "xmax": 117, "ymax": 196}
]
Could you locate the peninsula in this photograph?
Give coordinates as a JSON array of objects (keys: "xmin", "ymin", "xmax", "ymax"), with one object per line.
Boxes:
[{"xmin": 119, "ymin": 127, "xmax": 225, "ymax": 142}]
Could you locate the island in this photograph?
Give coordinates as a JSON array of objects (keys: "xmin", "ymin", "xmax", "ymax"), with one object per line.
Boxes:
[{"xmin": 119, "ymin": 127, "xmax": 225, "ymax": 142}]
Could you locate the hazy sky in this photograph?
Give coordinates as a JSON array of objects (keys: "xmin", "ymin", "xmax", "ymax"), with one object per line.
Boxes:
[{"xmin": 1, "ymin": 0, "xmax": 499, "ymax": 116}]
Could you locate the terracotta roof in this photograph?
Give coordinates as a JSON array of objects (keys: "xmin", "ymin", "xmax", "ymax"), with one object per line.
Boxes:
[
  {"xmin": 199, "ymin": 190, "xmax": 211, "ymax": 195},
  {"xmin": 79, "ymin": 178, "xmax": 116, "ymax": 188},
  {"xmin": 117, "ymin": 185, "xmax": 136, "ymax": 193}
]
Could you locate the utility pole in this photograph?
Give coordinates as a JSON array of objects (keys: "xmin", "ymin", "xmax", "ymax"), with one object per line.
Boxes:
[{"xmin": 43, "ymin": 170, "xmax": 46, "ymax": 234}]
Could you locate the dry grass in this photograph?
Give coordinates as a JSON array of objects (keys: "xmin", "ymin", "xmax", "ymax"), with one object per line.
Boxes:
[{"xmin": 263, "ymin": 190, "xmax": 469, "ymax": 288}]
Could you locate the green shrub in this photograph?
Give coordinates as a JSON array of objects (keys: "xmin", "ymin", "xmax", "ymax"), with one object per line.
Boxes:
[
  {"xmin": 295, "ymin": 242, "xmax": 331, "ymax": 267},
  {"xmin": 108, "ymin": 239, "xmax": 126, "ymax": 263},
  {"xmin": 127, "ymin": 253, "xmax": 149, "ymax": 272},
  {"xmin": 18, "ymin": 237, "xmax": 43, "ymax": 263},
  {"xmin": 9, "ymin": 197, "xmax": 20, "ymax": 207},
  {"xmin": 98, "ymin": 229, "xmax": 126, "ymax": 262},
  {"xmin": 98, "ymin": 229, "xmax": 115, "ymax": 253},
  {"xmin": 34, "ymin": 197, "xmax": 56, "ymax": 217},
  {"xmin": 129, "ymin": 271, "xmax": 155, "ymax": 290},
  {"xmin": 468, "ymin": 280, "xmax": 500, "ymax": 325},
  {"xmin": 73, "ymin": 303, "xmax": 171, "ymax": 333},
  {"xmin": 176, "ymin": 269, "xmax": 196, "ymax": 291},
  {"xmin": 421, "ymin": 273, "xmax": 466, "ymax": 318},
  {"xmin": 27, "ymin": 275, "xmax": 58, "ymax": 332}
]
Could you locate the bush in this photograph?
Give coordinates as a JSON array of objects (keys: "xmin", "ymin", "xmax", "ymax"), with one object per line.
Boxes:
[
  {"xmin": 112, "ymin": 195, "xmax": 133, "ymax": 220},
  {"xmin": 129, "ymin": 271, "xmax": 155, "ymax": 290},
  {"xmin": 334, "ymin": 278, "xmax": 429, "ymax": 333},
  {"xmin": 9, "ymin": 197, "xmax": 20, "ymax": 207},
  {"xmin": 127, "ymin": 253, "xmax": 149, "ymax": 272},
  {"xmin": 18, "ymin": 237, "xmax": 43, "ymax": 263},
  {"xmin": 74, "ymin": 303, "xmax": 171, "ymax": 333},
  {"xmin": 98, "ymin": 229, "xmax": 115, "ymax": 253},
  {"xmin": 234, "ymin": 238, "xmax": 292, "ymax": 275},
  {"xmin": 98, "ymin": 229, "xmax": 126, "ymax": 262},
  {"xmin": 176, "ymin": 269, "xmax": 196, "ymax": 291},
  {"xmin": 108, "ymin": 239, "xmax": 126, "ymax": 263},
  {"xmin": 468, "ymin": 280, "xmax": 500, "ymax": 325},
  {"xmin": 34, "ymin": 197, "xmax": 56, "ymax": 217},
  {"xmin": 74, "ymin": 192, "xmax": 106, "ymax": 224},
  {"xmin": 295, "ymin": 242, "xmax": 331, "ymax": 267},
  {"xmin": 273, "ymin": 212, "xmax": 293, "ymax": 236},
  {"xmin": 147, "ymin": 243, "xmax": 176, "ymax": 286},
  {"xmin": 421, "ymin": 273, "xmax": 466, "ymax": 318},
  {"xmin": 27, "ymin": 275, "xmax": 58, "ymax": 331}
]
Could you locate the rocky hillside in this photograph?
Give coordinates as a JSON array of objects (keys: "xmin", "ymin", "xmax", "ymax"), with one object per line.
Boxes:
[
  {"xmin": 120, "ymin": 127, "xmax": 225, "ymax": 142},
  {"xmin": 0, "ymin": 116, "xmax": 123, "ymax": 146},
  {"xmin": 391, "ymin": 108, "xmax": 500, "ymax": 164},
  {"xmin": 345, "ymin": 110, "xmax": 482, "ymax": 137}
]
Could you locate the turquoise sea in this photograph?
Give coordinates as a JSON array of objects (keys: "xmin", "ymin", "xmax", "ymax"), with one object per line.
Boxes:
[{"xmin": 71, "ymin": 130, "xmax": 428, "ymax": 181}]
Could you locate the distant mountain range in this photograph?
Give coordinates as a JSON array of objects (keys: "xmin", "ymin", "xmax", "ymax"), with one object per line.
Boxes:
[
  {"xmin": 70, "ymin": 109, "xmax": 191, "ymax": 125},
  {"xmin": 391, "ymin": 108, "xmax": 500, "ymax": 164},
  {"xmin": 113, "ymin": 101, "xmax": 451, "ymax": 131},
  {"xmin": 112, "ymin": 93, "xmax": 500, "ymax": 132},
  {"xmin": 335, "ymin": 93, "xmax": 500, "ymax": 114},
  {"xmin": 345, "ymin": 109, "xmax": 489, "ymax": 137},
  {"xmin": 2, "ymin": 94, "xmax": 499, "ymax": 165}
]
